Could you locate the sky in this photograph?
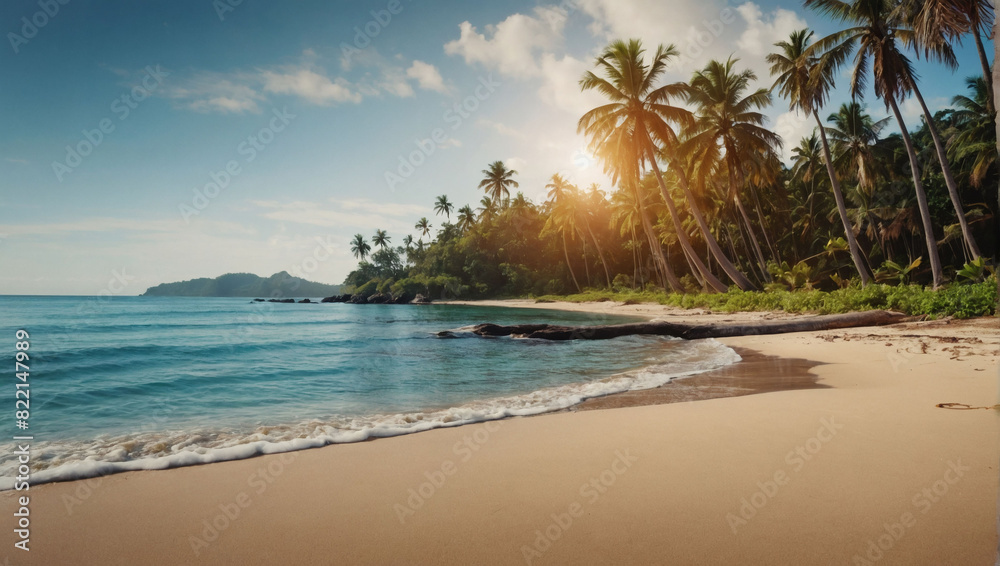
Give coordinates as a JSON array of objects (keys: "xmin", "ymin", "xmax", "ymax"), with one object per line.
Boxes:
[{"xmin": 0, "ymin": 0, "xmax": 988, "ymax": 295}]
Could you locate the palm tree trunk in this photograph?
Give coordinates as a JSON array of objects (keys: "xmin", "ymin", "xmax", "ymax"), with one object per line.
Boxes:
[
  {"xmin": 887, "ymin": 97, "xmax": 944, "ymax": 288},
  {"xmin": 813, "ymin": 111, "xmax": 872, "ymax": 285},
  {"xmin": 973, "ymin": 29, "xmax": 995, "ymax": 115},
  {"xmin": 735, "ymin": 194, "xmax": 771, "ymax": 282},
  {"xmin": 749, "ymin": 183, "xmax": 780, "ymax": 263},
  {"xmin": 654, "ymin": 158, "xmax": 755, "ymax": 291},
  {"xmin": 646, "ymin": 161, "xmax": 729, "ymax": 292},
  {"xmin": 636, "ymin": 202, "xmax": 683, "ymax": 291},
  {"xmin": 585, "ymin": 223, "xmax": 612, "ymax": 287},
  {"xmin": 910, "ymin": 83, "xmax": 982, "ymax": 260},
  {"xmin": 562, "ymin": 233, "xmax": 581, "ymax": 293},
  {"xmin": 579, "ymin": 232, "xmax": 592, "ymax": 287}
]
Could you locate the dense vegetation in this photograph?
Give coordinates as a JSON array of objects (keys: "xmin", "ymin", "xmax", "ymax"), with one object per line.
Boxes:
[
  {"xmin": 143, "ymin": 272, "xmax": 341, "ymax": 297},
  {"xmin": 344, "ymin": 0, "xmax": 998, "ymax": 317}
]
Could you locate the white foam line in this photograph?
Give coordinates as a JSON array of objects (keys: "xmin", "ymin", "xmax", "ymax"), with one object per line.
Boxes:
[{"xmin": 0, "ymin": 339, "xmax": 741, "ymax": 490}]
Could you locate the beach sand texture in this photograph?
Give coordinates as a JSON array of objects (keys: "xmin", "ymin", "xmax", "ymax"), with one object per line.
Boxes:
[{"xmin": 1, "ymin": 302, "xmax": 996, "ymax": 565}]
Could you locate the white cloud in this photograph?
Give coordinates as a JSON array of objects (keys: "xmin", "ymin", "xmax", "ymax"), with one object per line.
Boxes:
[
  {"xmin": 736, "ymin": 2, "xmax": 808, "ymax": 82},
  {"xmin": 5, "ymin": 158, "xmax": 28, "ymax": 165},
  {"xmin": 261, "ymin": 68, "xmax": 363, "ymax": 105},
  {"xmin": 537, "ymin": 53, "xmax": 607, "ymax": 116},
  {"xmin": 773, "ymin": 110, "xmax": 815, "ymax": 163},
  {"xmin": 477, "ymin": 119, "xmax": 526, "ymax": 139},
  {"xmin": 166, "ymin": 72, "xmax": 266, "ymax": 114},
  {"xmin": 406, "ymin": 60, "xmax": 449, "ymax": 93},
  {"xmin": 444, "ymin": 7, "xmax": 567, "ymax": 78},
  {"xmin": 899, "ymin": 95, "xmax": 947, "ymax": 126}
]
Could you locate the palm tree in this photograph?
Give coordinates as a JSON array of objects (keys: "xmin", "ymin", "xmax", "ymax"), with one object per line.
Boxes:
[
  {"xmin": 897, "ymin": 0, "xmax": 995, "ymax": 113},
  {"xmin": 806, "ymin": 0, "xmax": 945, "ymax": 287},
  {"xmin": 687, "ymin": 57, "xmax": 782, "ymax": 282},
  {"xmin": 456, "ymin": 205, "xmax": 476, "ymax": 233},
  {"xmin": 581, "ymin": 183, "xmax": 613, "ymax": 286},
  {"xmin": 479, "ymin": 161, "xmax": 519, "ymax": 207},
  {"xmin": 768, "ymin": 28, "xmax": 872, "ymax": 284},
  {"xmin": 350, "ymin": 233, "xmax": 371, "ymax": 261},
  {"xmin": 402, "ymin": 234, "xmax": 414, "ymax": 251},
  {"xmin": 476, "ymin": 197, "xmax": 498, "ymax": 222},
  {"xmin": 371, "ymin": 229, "xmax": 390, "ymax": 251},
  {"xmin": 826, "ymin": 102, "xmax": 889, "ymax": 193},
  {"xmin": 543, "ymin": 174, "xmax": 582, "ymax": 292},
  {"xmin": 578, "ymin": 39, "xmax": 740, "ymax": 292},
  {"xmin": 434, "ymin": 195, "xmax": 454, "ymax": 219},
  {"xmin": 414, "ymin": 218, "xmax": 431, "ymax": 238},
  {"xmin": 950, "ymin": 75, "xmax": 997, "ymax": 188}
]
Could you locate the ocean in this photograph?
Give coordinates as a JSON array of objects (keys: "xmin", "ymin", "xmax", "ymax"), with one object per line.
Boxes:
[{"xmin": 0, "ymin": 296, "xmax": 740, "ymax": 488}]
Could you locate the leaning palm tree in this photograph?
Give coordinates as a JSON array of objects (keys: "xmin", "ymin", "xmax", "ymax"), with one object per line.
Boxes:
[
  {"xmin": 402, "ymin": 234, "xmax": 414, "ymax": 252},
  {"xmin": 371, "ymin": 229, "xmax": 390, "ymax": 251},
  {"xmin": 414, "ymin": 218, "xmax": 431, "ymax": 238},
  {"xmin": 434, "ymin": 195, "xmax": 454, "ymax": 219},
  {"xmin": 350, "ymin": 233, "xmax": 371, "ymax": 261},
  {"xmin": 768, "ymin": 28, "xmax": 871, "ymax": 284},
  {"xmin": 456, "ymin": 205, "xmax": 476, "ymax": 233},
  {"xmin": 686, "ymin": 57, "xmax": 782, "ymax": 282},
  {"xmin": 806, "ymin": 0, "xmax": 944, "ymax": 287},
  {"xmin": 579, "ymin": 39, "xmax": 742, "ymax": 292},
  {"xmin": 543, "ymin": 174, "xmax": 582, "ymax": 292},
  {"xmin": 896, "ymin": 0, "xmax": 995, "ymax": 113},
  {"xmin": 581, "ymin": 183, "xmax": 613, "ymax": 286},
  {"xmin": 478, "ymin": 161, "xmax": 519, "ymax": 207}
]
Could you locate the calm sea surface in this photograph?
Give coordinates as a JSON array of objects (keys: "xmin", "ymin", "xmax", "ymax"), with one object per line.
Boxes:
[{"xmin": 0, "ymin": 296, "xmax": 739, "ymax": 486}]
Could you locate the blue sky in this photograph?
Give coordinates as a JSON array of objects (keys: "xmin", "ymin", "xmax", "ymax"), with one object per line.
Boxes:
[{"xmin": 0, "ymin": 0, "xmax": 988, "ymax": 295}]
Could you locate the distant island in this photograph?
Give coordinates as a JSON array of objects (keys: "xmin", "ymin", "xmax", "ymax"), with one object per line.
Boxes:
[{"xmin": 141, "ymin": 272, "xmax": 341, "ymax": 297}]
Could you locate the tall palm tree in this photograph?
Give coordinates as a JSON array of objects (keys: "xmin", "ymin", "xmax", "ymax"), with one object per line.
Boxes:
[
  {"xmin": 476, "ymin": 197, "xmax": 498, "ymax": 222},
  {"xmin": 578, "ymin": 39, "xmax": 740, "ymax": 292},
  {"xmin": 897, "ymin": 0, "xmax": 995, "ymax": 113},
  {"xmin": 414, "ymin": 218, "xmax": 431, "ymax": 238},
  {"xmin": 371, "ymin": 229, "xmax": 391, "ymax": 251},
  {"xmin": 478, "ymin": 161, "xmax": 519, "ymax": 207},
  {"xmin": 768, "ymin": 28, "xmax": 871, "ymax": 284},
  {"xmin": 350, "ymin": 233, "xmax": 371, "ymax": 261},
  {"xmin": 826, "ymin": 102, "xmax": 890, "ymax": 193},
  {"xmin": 543, "ymin": 174, "xmax": 582, "ymax": 292},
  {"xmin": 402, "ymin": 234, "xmax": 414, "ymax": 251},
  {"xmin": 456, "ymin": 205, "xmax": 476, "ymax": 233},
  {"xmin": 686, "ymin": 57, "xmax": 782, "ymax": 282},
  {"xmin": 434, "ymin": 195, "xmax": 454, "ymax": 219},
  {"xmin": 578, "ymin": 183, "xmax": 613, "ymax": 286},
  {"xmin": 806, "ymin": 0, "xmax": 945, "ymax": 287},
  {"xmin": 950, "ymin": 75, "xmax": 997, "ymax": 188}
]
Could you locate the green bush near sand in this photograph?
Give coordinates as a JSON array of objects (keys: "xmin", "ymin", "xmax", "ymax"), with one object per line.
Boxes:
[{"xmin": 531, "ymin": 276, "xmax": 998, "ymax": 319}]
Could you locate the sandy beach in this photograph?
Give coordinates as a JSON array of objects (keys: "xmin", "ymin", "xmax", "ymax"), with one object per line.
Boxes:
[{"xmin": 2, "ymin": 300, "xmax": 997, "ymax": 565}]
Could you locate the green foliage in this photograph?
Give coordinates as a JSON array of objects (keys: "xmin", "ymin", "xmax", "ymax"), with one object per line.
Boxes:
[
  {"xmin": 874, "ymin": 257, "xmax": 922, "ymax": 284},
  {"xmin": 536, "ymin": 276, "xmax": 997, "ymax": 319},
  {"xmin": 611, "ymin": 273, "xmax": 634, "ymax": 292},
  {"xmin": 955, "ymin": 257, "xmax": 995, "ymax": 284},
  {"xmin": 353, "ymin": 279, "xmax": 379, "ymax": 299}
]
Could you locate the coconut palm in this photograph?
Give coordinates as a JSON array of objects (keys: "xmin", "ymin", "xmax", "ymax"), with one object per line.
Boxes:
[
  {"xmin": 434, "ymin": 195, "xmax": 454, "ymax": 219},
  {"xmin": 826, "ymin": 102, "xmax": 890, "ymax": 193},
  {"xmin": 414, "ymin": 218, "xmax": 431, "ymax": 238},
  {"xmin": 478, "ymin": 161, "xmax": 519, "ymax": 207},
  {"xmin": 578, "ymin": 39, "xmax": 740, "ymax": 292},
  {"xmin": 350, "ymin": 233, "xmax": 371, "ymax": 261},
  {"xmin": 806, "ymin": 0, "xmax": 945, "ymax": 287},
  {"xmin": 476, "ymin": 197, "xmax": 498, "ymax": 222},
  {"xmin": 456, "ymin": 205, "xmax": 476, "ymax": 233},
  {"xmin": 543, "ymin": 174, "xmax": 582, "ymax": 292},
  {"xmin": 950, "ymin": 75, "xmax": 997, "ymax": 188},
  {"xmin": 686, "ymin": 57, "xmax": 782, "ymax": 282},
  {"xmin": 402, "ymin": 234, "xmax": 414, "ymax": 251},
  {"xmin": 581, "ymin": 183, "xmax": 613, "ymax": 286},
  {"xmin": 768, "ymin": 28, "xmax": 871, "ymax": 284},
  {"xmin": 371, "ymin": 229, "xmax": 390, "ymax": 251},
  {"xmin": 896, "ymin": 0, "xmax": 995, "ymax": 113}
]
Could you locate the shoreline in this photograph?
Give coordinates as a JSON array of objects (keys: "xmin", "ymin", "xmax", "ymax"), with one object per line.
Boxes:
[{"xmin": 3, "ymin": 300, "xmax": 997, "ymax": 564}]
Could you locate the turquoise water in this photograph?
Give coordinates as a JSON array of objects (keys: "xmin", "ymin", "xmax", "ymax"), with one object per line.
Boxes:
[{"xmin": 0, "ymin": 296, "xmax": 739, "ymax": 486}]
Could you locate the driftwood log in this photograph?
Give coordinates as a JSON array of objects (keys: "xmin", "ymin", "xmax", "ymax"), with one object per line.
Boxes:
[{"xmin": 465, "ymin": 310, "xmax": 915, "ymax": 341}]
